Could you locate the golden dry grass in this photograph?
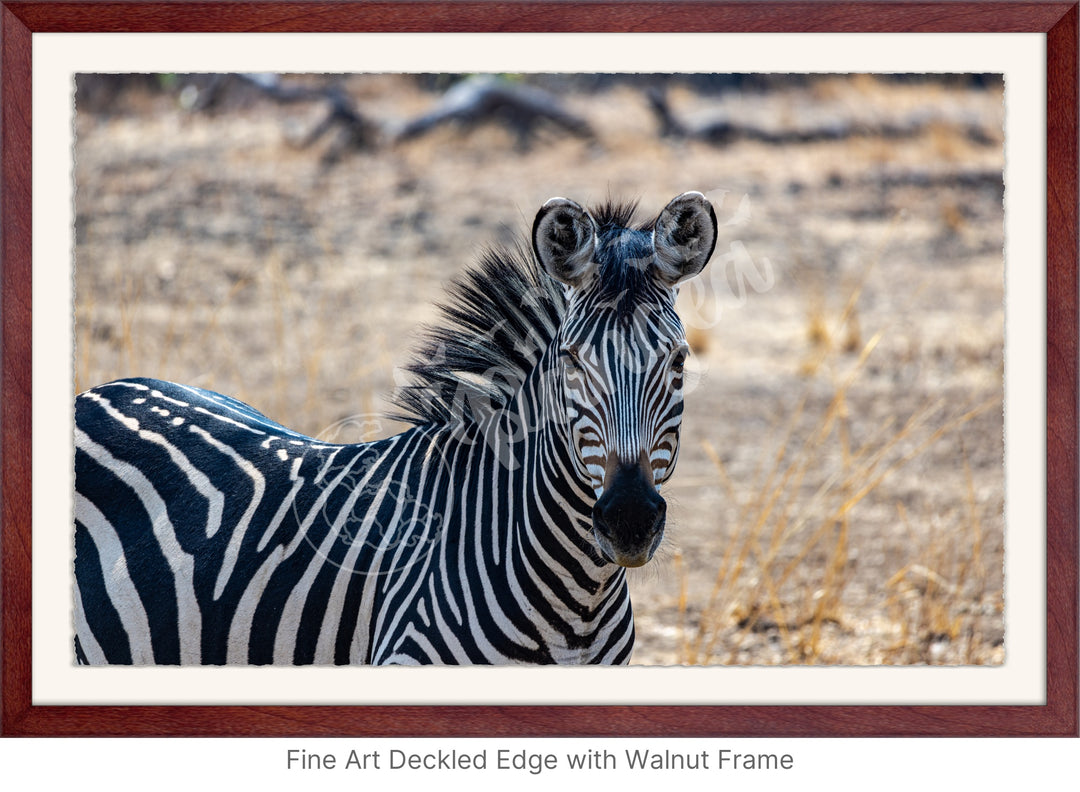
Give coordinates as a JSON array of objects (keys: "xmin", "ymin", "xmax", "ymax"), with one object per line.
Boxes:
[
  {"xmin": 677, "ymin": 271, "xmax": 1001, "ymax": 665},
  {"xmin": 74, "ymin": 74, "xmax": 1005, "ymax": 665}
]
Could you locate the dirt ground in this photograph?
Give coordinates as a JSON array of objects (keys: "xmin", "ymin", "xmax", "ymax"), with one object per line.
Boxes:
[{"xmin": 74, "ymin": 73, "xmax": 1005, "ymax": 665}]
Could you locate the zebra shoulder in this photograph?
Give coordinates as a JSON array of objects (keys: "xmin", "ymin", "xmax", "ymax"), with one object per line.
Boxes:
[{"xmin": 77, "ymin": 377, "xmax": 306, "ymax": 441}]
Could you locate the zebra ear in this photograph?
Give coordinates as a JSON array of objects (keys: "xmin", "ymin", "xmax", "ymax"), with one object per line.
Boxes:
[
  {"xmin": 651, "ymin": 191, "xmax": 718, "ymax": 286},
  {"xmin": 532, "ymin": 198, "xmax": 599, "ymax": 288}
]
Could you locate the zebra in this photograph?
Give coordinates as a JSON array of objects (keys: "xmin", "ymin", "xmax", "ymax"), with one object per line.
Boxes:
[{"xmin": 74, "ymin": 191, "xmax": 718, "ymax": 665}]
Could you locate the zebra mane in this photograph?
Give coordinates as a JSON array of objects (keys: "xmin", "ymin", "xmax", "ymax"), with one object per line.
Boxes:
[
  {"xmin": 388, "ymin": 240, "xmax": 565, "ymax": 427},
  {"xmin": 389, "ymin": 200, "xmax": 645, "ymax": 428}
]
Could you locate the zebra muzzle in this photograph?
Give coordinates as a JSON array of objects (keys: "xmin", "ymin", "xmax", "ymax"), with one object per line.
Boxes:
[{"xmin": 592, "ymin": 460, "xmax": 667, "ymax": 568}]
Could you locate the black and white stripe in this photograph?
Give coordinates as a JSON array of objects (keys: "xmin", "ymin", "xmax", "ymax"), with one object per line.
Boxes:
[{"xmin": 74, "ymin": 192, "xmax": 717, "ymax": 665}]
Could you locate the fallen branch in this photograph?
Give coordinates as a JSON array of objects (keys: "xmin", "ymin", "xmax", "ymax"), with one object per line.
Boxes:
[
  {"xmin": 392, "ymin": 75, "xmax": 594, "ymax": 149},
  {"xmin": 646, "ymin": 86, "xmax": 998, "ymax": 147}
]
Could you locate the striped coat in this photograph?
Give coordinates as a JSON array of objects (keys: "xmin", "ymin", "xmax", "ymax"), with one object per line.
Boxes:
[{"xmin": 74, "ymin": 192, "xmax": 717, "ymax": 664}]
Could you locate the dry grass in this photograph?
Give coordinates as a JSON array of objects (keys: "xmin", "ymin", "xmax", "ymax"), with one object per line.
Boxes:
[
  {"xmin": 674, "ymin": 256, "xmax": 1002, "ymax": 665},
  {"xmin": 74, "ymin": 73, "xmax": 1005, "ymax": 666}
]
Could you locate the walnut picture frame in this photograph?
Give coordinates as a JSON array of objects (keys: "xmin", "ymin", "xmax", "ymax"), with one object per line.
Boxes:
[{"xmin": 1, "ymin": 1, "xmax": 1076, "ymax": 738}]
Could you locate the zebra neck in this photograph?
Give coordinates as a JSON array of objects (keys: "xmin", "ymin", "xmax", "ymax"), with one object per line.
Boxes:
[
  {"xmin": 408, "ymin": 418, "xmax": 629, "ymax": 664},
  {"xmin": 510, "ymin": 421, "xmax": 632, "ymax": 663},
  {"xmin": 500, "ymin": 367, "xmax": 618, "ymax": 574}
]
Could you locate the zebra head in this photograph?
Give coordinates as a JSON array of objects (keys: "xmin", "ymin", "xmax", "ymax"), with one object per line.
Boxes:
[{"xmin": 532, "ymin": 192, "xmax": 717, "ymax": 568}]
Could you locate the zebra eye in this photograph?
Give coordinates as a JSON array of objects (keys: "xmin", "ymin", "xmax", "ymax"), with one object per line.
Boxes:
[{"xmin": 670, "ymin": 347, "xmax": 688, "ymax": 374}]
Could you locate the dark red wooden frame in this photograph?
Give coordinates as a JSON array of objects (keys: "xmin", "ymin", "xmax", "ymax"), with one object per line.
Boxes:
[{"xmin": 1, "ymin": 1, "xmax": 1076, "ymax": 737}]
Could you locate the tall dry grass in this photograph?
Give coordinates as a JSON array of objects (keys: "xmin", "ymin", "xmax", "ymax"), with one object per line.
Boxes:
[{"xmin": 675, "ymin": 248, "xmax": 1001, "ymax": 666}]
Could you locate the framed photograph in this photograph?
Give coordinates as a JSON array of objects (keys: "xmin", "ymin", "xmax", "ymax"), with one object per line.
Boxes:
[{"xmin": 2, "ymin": 2, "xmax": 1076, "ymax": 738}]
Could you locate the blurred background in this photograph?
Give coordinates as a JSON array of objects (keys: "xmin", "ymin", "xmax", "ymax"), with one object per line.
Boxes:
[{"xmin": 74, "ymin": 73, "xmax": 1005, "ymax": 665}]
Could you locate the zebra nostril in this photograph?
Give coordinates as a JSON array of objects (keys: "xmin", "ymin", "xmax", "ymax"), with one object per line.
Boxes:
[
  {"xmin": 593, "ymin": 486, "xmax": 665, "ymax": 540},
  {"xmin": 592, "ymin": 500, "xmax": 615, "ymax": 539},
  {"xmin": 653, "ymin": 498, "xmax": 667, "ymax": 530}
]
